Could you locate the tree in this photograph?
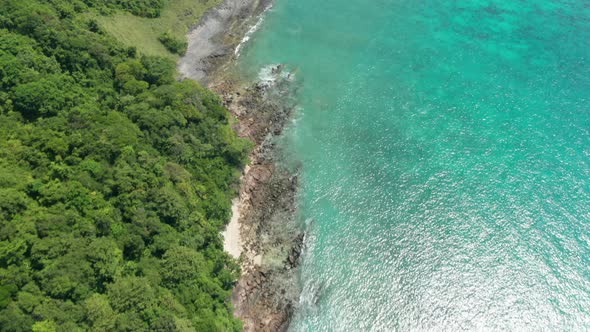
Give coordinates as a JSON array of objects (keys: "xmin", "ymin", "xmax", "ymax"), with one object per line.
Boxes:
[
  {"xmin": 158, "ymin": 32, "xmax": 187, "ymax": 55},
  {"xmin": 12, "ymin": 76, "xmax": 71, "ymax": 119},
  {"xmin": 161, "ymin": 246, "xmax": 205, "ymax": 285},
  {"xmin": 141, "ymin": 56, "xmax": 175, "ymax": 85},
  {"xmin": 31, "ymin": 320, "xmax": 57, "ymax": 332},
  {"xmin": 87, "ymin": 238, "xmax": 122, "ymax": 285},
  {"xmin": 84, "ymin": 293, "xmax": 117, "ymax": 331}
]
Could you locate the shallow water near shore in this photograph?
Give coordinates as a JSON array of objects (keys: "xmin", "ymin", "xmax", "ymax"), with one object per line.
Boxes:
[{"xmin": 238, "ymin": 0, "xmax": 590, "ymax": 330}]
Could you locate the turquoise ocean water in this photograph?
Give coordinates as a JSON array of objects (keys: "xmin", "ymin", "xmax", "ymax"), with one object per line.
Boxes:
[{"xmin": 238, "ymin": 0, "xmax": 590, "ymax": 330}]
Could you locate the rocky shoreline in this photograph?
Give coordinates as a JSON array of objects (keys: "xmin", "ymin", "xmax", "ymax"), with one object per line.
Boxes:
[
  {"xmin": 215, "ymin": 69, "xmax": 303, "ymax": 332},
  {"xmin": 178, "ymin": 0, "xmax": 272, "ymax": 84},
  {"xmin": 178, "ymin": 2, "xmax": 304, "ymax": 331}
]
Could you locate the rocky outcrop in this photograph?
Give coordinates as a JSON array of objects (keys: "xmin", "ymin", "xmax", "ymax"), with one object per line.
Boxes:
[
  {"xmin": 178, "ymin": 0, "xmax": 272, "ymax": 84},
  {"xmin": 178, "ymin": 1, "xmax": 304, "ymax": 327},
  {"xmin": 211, "ymin": 66, "xmax": 303, "ymax": 332}
]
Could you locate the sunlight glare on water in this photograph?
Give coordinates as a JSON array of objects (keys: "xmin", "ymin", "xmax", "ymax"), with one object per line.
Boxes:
[{"xmin": 238, "ymin": 0, "xmax": 590, "ymax": 330}]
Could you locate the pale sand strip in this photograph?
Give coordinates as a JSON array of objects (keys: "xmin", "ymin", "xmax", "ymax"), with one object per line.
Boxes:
[{"xmin": 222, "ymin": 198, "xmax": 243, "ymax": 259}]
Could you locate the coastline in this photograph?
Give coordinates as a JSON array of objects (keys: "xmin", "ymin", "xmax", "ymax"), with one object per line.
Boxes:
[
  {"xmin": 177, "ymin": 0, "xmax": 271, "ymax": 84},
  {"xmin": 178, "ymin": 1, "xmax": 303, "ymax": 331}
]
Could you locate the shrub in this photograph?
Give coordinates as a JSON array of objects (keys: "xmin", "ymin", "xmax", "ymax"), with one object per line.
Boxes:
[{"xmin": 158, "ymin": 32, "xmax": 188, "ymax": 55}]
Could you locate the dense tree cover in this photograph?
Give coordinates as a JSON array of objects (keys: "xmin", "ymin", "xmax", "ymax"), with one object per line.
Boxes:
[
  {"xmin": 0, "ymin": 0, "xmax": 250, "ymax": 330},
  {"xmin": 55, "ymin": 0, "xmax": 166, "ymax": 18}
]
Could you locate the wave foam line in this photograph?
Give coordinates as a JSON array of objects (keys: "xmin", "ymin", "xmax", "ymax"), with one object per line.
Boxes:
[{"xmin": 234, "ymin": 4, "xmax": 273, "ymax": 56}]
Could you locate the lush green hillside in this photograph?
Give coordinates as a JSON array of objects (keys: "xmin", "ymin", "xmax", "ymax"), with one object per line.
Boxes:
[
  {"xmin": 0, "ymin": 0, "xmax": 250, "ymax": 330},
  {"xmin": 90, "ymin": 0, "xmax": 221, "ymax": 59}
]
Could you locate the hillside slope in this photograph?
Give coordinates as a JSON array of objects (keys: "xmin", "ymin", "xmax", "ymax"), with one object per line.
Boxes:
[{"xmin": 0, "ymin": 0, "xmax": 249, "ymax": 330}]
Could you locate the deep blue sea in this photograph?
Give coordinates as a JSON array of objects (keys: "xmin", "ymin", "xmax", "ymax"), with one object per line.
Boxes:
[{"xmin": 238, "ymin": 0, "xmax": 590, "ymax": 330}]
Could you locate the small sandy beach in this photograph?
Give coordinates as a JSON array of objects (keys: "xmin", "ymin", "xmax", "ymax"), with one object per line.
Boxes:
[{"xmin": 223, "ymin": 199, "xmax": 243, "ymax": 258}]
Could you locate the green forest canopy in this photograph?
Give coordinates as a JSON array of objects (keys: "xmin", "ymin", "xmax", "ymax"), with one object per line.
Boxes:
[{"xmin": 0, "ymin": 0, "xmax": 251, "ymax": 330}]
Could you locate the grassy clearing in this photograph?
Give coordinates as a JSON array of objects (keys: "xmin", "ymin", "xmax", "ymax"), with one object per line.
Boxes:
[{"xmin": 91, "ymin": 0, "xmax": 221, "ymax": 59}]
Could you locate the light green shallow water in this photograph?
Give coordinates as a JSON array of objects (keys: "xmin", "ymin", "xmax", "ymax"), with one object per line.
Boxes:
[{"xmin": 238, "ymin": 0, "xmax": 590, "ymax": 330}]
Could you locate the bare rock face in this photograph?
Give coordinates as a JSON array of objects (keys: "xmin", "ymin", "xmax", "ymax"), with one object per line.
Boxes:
[
  {"xmin": 178, "ymin": 0, "xmax": 273, "ymax": 84},
  {"xmin": 211, "ymin": 66, "xmax": 304, "ymax": 332}
]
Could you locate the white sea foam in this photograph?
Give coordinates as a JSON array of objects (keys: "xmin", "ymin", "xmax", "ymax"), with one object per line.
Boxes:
[
  {"xmin": 258, "ymin": 64, "xmax": 281, "ymax": 83},
  {"xmin": 257, "ymin": 64, "xmax": 297, "ymax": 89},
  {"xmin": 234, "ymin": 4, "xmax": 273, "ymax": 56}
]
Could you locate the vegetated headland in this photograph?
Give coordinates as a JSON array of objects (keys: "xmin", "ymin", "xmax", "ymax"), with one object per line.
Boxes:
[
  {"xmin": 178, "ymin": 0, "xmax": 306, "ymax": 331},
  {"xmin": 0, "ymin": 0, "xmax": 302, "ymax": 331}
]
